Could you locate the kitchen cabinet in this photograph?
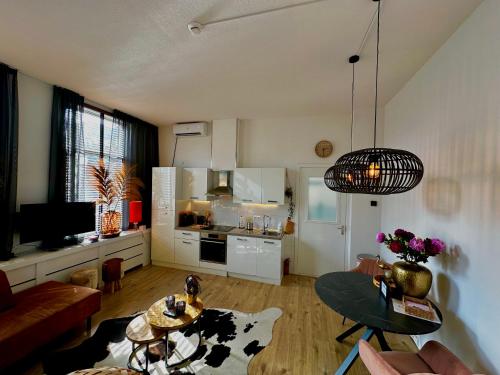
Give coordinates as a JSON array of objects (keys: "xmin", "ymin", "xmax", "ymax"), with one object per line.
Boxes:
[
  {"xmin": 174, "ymin": 238, "xmax": 200, "ymax": 267},
  {"xmin": 182, "ymin": 168, "xmax": 213, "ymax": 200},
  {"xmin": 261, "ymin": 168, "xmax": 286, "ymax": 205},
  {"xmin": 227, "ymin": 236, "xmax": 257, "ymax": 275},
  {"xmin": 152, "ymin": 167, "xmax": 181, "ymax": 210},
  {"xmin": 151, "ymin": 209, "xmax": 175, "ymax": 263},
  {"xmin": 233, "ymin": 168, "xmax": 262, "ymax": 204},
  {"xmin": 256, "ymin": 238, "xmax": 282, "ymax": 280}
]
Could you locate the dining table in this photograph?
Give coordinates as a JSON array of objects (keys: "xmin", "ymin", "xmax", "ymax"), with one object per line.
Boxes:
[{"xmin": 315, "ymin": 272, "xmax": 442, "ymax": 375}]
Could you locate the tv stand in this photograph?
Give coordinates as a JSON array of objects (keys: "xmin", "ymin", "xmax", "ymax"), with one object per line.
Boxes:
[{"xmin": 39, "ymin": 236, "xmax": 83, "ymax": 251}]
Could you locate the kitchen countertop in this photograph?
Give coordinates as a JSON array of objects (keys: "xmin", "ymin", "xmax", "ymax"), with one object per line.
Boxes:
[{"xmin": 175, "ymin": 226, "xmax": 284, "ymax": 240}]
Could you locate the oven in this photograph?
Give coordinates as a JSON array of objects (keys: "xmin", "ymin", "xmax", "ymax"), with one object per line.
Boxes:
[{"xmin": 200, "ymin": 232, "xmax": 227, "ymax": 264}]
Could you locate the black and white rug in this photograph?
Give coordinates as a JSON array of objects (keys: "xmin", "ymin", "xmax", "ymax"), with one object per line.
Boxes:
[{"xmin": 43, "ymin": 307, "xmax": 282, "ymax": 375}]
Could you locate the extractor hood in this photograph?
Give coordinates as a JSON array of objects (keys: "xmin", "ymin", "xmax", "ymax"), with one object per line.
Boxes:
[{"xmin": 208, "ymin": 171, "xmax": 233, "ymax": 196}]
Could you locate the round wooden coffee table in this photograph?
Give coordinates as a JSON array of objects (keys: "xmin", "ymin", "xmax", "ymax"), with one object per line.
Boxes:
[
  {"xmin": 126, "ymin": 314, "xmax": 164, "ymax": 373},
  {"xmin": 146, "ymin": 293, "xmax": 203, "ymax": 369}
]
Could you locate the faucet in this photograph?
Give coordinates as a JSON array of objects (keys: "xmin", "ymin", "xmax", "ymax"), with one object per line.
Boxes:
[{"xmin": 263, "ymin": 215, "xmax": 271, "ymax": 233}]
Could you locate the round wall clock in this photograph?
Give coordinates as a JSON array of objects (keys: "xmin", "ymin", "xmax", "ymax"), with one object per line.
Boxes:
[{"xmin": 315, "ymin": 140, "xmax": 334, "ymax": 158}]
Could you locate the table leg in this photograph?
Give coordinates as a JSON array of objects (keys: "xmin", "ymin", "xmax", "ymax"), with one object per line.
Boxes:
[
  {"xmin": 336, "ymin": 323, "xmax": 365, "ymax": 342},
  {"xmin": 374, "ymin": 329, "xmax": 391, "ymax": 351},
  {"xmin": 335, "ymin": 328, "xmax": 375, "ymax": 375}
]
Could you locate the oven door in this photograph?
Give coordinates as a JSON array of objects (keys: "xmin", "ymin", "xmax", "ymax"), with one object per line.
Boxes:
[{"xmin": 200, "ymin": 238, "xmax": 226, "ymax": 264}]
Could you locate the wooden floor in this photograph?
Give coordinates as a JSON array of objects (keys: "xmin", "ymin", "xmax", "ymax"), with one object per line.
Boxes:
[{"xmin": 19, "ymin": 265, "xmax": 417, "ymax": 375}]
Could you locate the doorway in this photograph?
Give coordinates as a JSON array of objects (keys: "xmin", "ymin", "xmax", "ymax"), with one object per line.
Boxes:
[{"xmin": 295, "ymin": 166, "xmax": 347, "ymax": 277}]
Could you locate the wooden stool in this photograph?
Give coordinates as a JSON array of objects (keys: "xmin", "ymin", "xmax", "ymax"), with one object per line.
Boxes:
[
  {"xmin": 70, "ymin": 268, "xmax": 98, "ymax": 289},
  {"xmin": 102, "ymin": 258, "xmax": 124, "ymax": 293}
]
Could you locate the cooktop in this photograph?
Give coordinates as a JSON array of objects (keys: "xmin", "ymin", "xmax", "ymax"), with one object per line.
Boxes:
[{"xmin": 201, "ymin": 225, "xmax": 235, "ymax": 232}]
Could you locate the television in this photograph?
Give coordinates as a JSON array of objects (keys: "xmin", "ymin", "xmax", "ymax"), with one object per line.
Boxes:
[{"xmin": 19, "ymin": 202, "xmax": 96, "ymax": 250}]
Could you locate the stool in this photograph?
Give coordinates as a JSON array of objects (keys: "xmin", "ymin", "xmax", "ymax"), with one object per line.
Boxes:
[
  {"xmin": 102, "ymin": 258, "xmax": 124, "ymax": 294},
  {"xmin": 70, "ymin": 268, "xmax": 98, "ymax": 289}
]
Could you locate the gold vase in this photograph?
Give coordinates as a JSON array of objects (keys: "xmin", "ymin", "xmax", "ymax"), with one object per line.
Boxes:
[{"xmin": 392, "ymin": 261, "xmax": 432, "ymax": 298}]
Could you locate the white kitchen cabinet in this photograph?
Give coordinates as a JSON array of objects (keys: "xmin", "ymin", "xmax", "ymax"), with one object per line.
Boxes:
[
  {"xmin": 211, "ymin": 119, "xmax": 238, "ymax": 170},
  {"xmin": 182, "ymin": 168, "xmax": 213, "ymax": 200},
  {"xmin": 256, "ymin": 238, "xmax": 282, "ymax": 280},
  {"xmin": 152, "ymin": 167, "xmax": 181, "ymax": 210},
  {"xmin": 174, "ymin": 238, "xmax": 200, "ymax": 267},
  {"xmin": 227, "ymin": 236, "xmax": 257, "ymax": 275},
  {"xmin": 233, "ymin": 168, "xmax": 262, "ymax": 204},
  {"xmin": 151, "ymin": 209, "xmax": 175, "ymax": 263},
  {"xmin": 261, "ymin": 168, "xmax": 286, "ymax": 205}
]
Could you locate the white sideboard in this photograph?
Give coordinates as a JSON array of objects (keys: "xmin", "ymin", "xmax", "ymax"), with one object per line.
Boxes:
[{"xmin": 0, "ymin": 230, "xmax": 150, "ymax": 293}]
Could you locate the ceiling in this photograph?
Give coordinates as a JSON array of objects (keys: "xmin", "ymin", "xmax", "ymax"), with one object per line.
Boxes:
[{"xmin": 0, "ymin": 0, "xmax": 481, "ymax": 125}]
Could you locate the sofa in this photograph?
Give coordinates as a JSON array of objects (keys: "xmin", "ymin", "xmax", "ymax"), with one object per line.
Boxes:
[{"xmin": 0, "ymin": 270, "xmax": 102, "ymax": 370}]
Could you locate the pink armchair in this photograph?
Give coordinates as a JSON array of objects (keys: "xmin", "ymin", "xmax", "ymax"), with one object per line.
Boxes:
[{"xmin": 359, "ymin": 339, "xmax": 481, "ymax": 375}]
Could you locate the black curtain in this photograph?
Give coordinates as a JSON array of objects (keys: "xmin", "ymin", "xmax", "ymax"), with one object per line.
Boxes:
[
  {"xmin": 48, "ymin": 86, "xmax": 84, "ymax": 203},
  {"xmin": 113, "ymin": 110, "xmax": 159, "ymax": 229},
  {"xmin": 0, "ymin": 63, "xmax": 18, "ymax": 260}
]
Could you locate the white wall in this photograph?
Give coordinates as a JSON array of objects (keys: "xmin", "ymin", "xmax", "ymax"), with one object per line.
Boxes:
[
  {"xmin": 158, "ymin": 113, "xmax": 383, "ymax": 271},
  {"xmin": 16, "ymin": 72, "xmax": 52, "ymax": 209},
  {"xmin": 381, "ymin": 0, "xmax": 499, "ymax": 372}
]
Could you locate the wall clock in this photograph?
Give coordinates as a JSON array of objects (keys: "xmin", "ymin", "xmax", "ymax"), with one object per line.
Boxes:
[{"xmin": 315, "ymin": 140, "xmax": 333, "ymax": 158}]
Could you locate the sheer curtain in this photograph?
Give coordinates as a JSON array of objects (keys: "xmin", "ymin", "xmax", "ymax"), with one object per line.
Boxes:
[
  {"xmin": 0, "ymin": 63, "xmax": 18, "ymax": 260},
  {"xmin": 113, "ymin": 110, "xmax": 159, "ymax": 229},
  {"xmin": 48, "ymin": 86, "xmax": 84, "ymax": 203}
]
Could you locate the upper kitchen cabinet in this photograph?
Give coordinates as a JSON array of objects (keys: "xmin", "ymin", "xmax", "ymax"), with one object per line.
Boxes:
[
  {"xmin": 261, "ymin": 168, "xmax": 286, "ymax": 205},
  {"xmin": 152, "ymin": 167, "xmax": 182, "ymax": 210},
  {"xmin": 233, "ymin": 168, "xmax": 286, "ymax": 204},
  {"xmin": 211, "ymin": 119, "xmax": 238, "ymax": 171},
  {"xmin": 233, "ymin": 168, "xmax": 262, "ymax": 204},
  {"xmin": 182, "ymin": 168, "xmax": 213, "ymax": 200}
]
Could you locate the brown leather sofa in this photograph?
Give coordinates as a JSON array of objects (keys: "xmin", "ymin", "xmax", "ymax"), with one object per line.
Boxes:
[{"xmin": 0, "ymin": 270, "xmax": 101, "ymax": 370}]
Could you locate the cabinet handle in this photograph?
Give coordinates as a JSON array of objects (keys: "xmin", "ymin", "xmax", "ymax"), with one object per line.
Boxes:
[
  {"xmin": 236, "ymin": 238, "xmax": 247, "ymax": 241},
  {"xmin": 191, "ymin": 196, "xmax": 199, "ymax": 200},
  {"xmin": 267, "ymin": 200, "xmax": 278, "ymax": 203},
  {"xmin": 263, "ymin": 241, "xmax": 275, "ymax": 244},
  {"xmin": 182, "ymin": 241, "xmax": 192, "ymax": 244},
  {"xmin": 242, "ymin": 199, "xmax": 253, "ymax": 202},
  {"xmin": 182, "ymin": 232, "xmax": 192, "ymax": 236}
]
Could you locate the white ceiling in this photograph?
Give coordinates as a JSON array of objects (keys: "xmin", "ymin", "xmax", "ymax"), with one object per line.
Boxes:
[{"xmin": 0, "ymin": 0, "xmax": 481, "ymax": 125}]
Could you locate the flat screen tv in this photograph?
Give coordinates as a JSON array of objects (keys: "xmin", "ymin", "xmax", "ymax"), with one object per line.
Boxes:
[{"xmin": 19, "ymin": 202, "xmax": 96, "ymax": 249}]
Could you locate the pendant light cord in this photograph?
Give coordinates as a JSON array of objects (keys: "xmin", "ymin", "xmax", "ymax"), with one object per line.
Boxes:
[
  {"xmin": 373, "ymin": 0, "xmax": 381, "ymax": 148},
  {"xmin": 350, "ymin": 62, "xmax": 355, "ymax": 152}
]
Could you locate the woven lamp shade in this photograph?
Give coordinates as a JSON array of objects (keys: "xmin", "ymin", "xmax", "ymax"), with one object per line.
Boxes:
[{"xmin": 324, "ymin": 148, "xmax": 424, "ymax": 195}]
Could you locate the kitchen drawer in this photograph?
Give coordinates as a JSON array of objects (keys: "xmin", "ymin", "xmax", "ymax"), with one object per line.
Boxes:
[
  {"xmin": 101, "ymin": 235, "xmax": 143, "ymax": 256},
  {"xmin": 175, "ymin": 230, "xmax": 200, "ymax": 241},
  {"xmin": 174, "ymin": 238, "xmax": 200, "ymax": 267},
  {"xmin": 228, "ymin": 235, "xmax": 257, "ymax": 248},
  {"xmin": 5, "ymin": 264, "xmax": 36, "ymax": 287},
  {"xmin": 259, "ymin": 238, "xmax": 282, "ymax": 250}
]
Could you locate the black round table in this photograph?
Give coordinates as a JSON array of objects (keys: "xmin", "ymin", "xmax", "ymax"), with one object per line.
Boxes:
[{"xmin": 315, "ymin": 272, "xmax": 442, "ymax": 375}]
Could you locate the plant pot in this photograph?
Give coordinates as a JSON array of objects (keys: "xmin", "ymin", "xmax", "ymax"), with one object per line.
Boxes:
[
  {"xmin": 186, "ymin": 293, "xmax": 196, "ymax": 305},
  {"xmin": 392, "ymin": 261, "xmax": 432, "ymax": 299},
  {"xmin": 284, "ymin": 219, "xmax": 295, "ymax": 234},
  {"xmin": 101, "ymin": 211, "xmax": 122, "ymax": 238}
]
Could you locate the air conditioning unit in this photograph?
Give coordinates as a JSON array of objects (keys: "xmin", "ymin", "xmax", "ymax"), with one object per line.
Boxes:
[{"xmin": 173, "ymin": 122, "xmax": 208, "ymax": 137}]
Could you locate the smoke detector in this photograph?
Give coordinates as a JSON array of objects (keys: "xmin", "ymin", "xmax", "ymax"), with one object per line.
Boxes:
[{"xmin": 187, "ymin": 22, "xmax": 204, "ymax": 35}]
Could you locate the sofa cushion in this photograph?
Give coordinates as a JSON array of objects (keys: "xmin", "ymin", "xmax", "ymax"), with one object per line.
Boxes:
[
  {"xmin": 0, "ymin": 270, "xmax": 14, "ymax": 312},
  {"xmin": 380, "ymin": 351, "xmax": 434, "ymax": 374}
]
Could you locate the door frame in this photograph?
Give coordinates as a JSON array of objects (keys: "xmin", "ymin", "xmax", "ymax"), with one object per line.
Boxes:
[{"xmin": 294, "ymin": 164, "xmax": 349, "ymax": 276}]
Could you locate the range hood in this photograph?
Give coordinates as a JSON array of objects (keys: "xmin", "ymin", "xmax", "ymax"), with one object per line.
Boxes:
[{"xmin": 208, "ymin": 171, "xmax": 233, "ymax": 196}]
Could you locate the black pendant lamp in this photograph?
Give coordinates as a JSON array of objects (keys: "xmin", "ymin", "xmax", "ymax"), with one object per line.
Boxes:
[{"xmin": 324, "ymin": 0, "xmax": 424, "ymax": 195}]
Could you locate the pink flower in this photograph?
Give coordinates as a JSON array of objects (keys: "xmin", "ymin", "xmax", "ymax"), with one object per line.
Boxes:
[
  {"xmin": 409, "ymin": 237, "xmax": 425, "ymax": 252},
  {"xmin": 430, "ymin": 238, "xmax": 445, "ymax": 255},
  {"xmin": 376, "ymin": 232, "xmax": 386, "ymax": 243}
]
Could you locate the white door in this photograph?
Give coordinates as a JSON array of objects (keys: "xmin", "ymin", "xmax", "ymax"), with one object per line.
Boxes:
[
  {"xmin": 151, "ymin": 209, "xmax": 175, "ymax": 263},
  {"xmin": 182, "ymin": 168, "xmax": 209, "ymax": 200},
  {"xmin": 233, "ymin": 168, "xmax": 262, "ymax": 204},
  {"xmin": 152, "ymin": 167, "xmax": 175, "ymax": 210},
  {"xmin": 227, "ymin": 236, "xmax": 257, "ymax": 275},
  {"xmin": 261, "ymin": 168, "xmax": 286, "ymax": 205},
  {"xmin": 256, "ymin": 238, "xmax": 282, "ymax": 279},
  {"xmin": 296, "ymin": 167, "xmax": 347, "ymax": 277}
]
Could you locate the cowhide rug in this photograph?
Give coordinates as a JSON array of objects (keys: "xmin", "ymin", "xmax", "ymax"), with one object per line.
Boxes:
[{"xmin": 43, "ymin": 308, "xmax": 282, "ymax": 375}]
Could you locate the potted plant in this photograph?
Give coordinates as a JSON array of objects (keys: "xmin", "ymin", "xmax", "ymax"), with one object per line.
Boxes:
[
  {"xmin": 90, "ymin": 159, "xmax": 144, "ymax": 238},
  {"xmin": 376, "ymin": 229, "xmax": 445, "ymax": 298},
  {"xmin": 284, "ymin": 187, "xmax": 295, "ymax": 234},
  {"xmin": 184, "ymin": 274, "xmax": 202, "ymax": 304}
]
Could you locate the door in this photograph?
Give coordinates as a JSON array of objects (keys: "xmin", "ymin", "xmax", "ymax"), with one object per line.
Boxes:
[
  {"xmin": 151, "ymin": 209, "xmax": 175, "ymax": 262},
  {"xmin": 227, "ymin": 236, "xmax": 257, "ymax": 275},
  {"xmin": 261, "ymin": 168, "xmax": 286, "ymax": 205},
  {"xmin": 256, "ymin": 238, "xmax": 282, "ymax": 279},
  {"xmin": 182, "ymin": 168, "xmax": 209, "ymax": 200},
  {"xmin": 233, "ymin": 168, "xmax": 262, "ymax": 204},
  {"xmin": 296, "ymin": 167, "xmax": 346, "ymax": 277},
  {"xmin": 152, "ymin": 167, "xmax": 176, "ymax": 210},
  {"xmin": 174, "ymin": 238, "xmax": 200, "ymax": 267}
]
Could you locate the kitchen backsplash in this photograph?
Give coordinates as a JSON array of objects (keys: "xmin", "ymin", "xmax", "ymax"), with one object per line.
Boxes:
[{"xmin": 189, "ymin": 198, "xmax": 288, "ymax": 230}]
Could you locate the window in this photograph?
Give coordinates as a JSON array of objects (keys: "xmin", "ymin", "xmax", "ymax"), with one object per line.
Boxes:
[
  {"xmin": 69, "ymin": 105, "xmax": 125, "ymax": 230},
  {"xmin": 307, "ymin": 177, "xmax": 338, "ymax": 222}
]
